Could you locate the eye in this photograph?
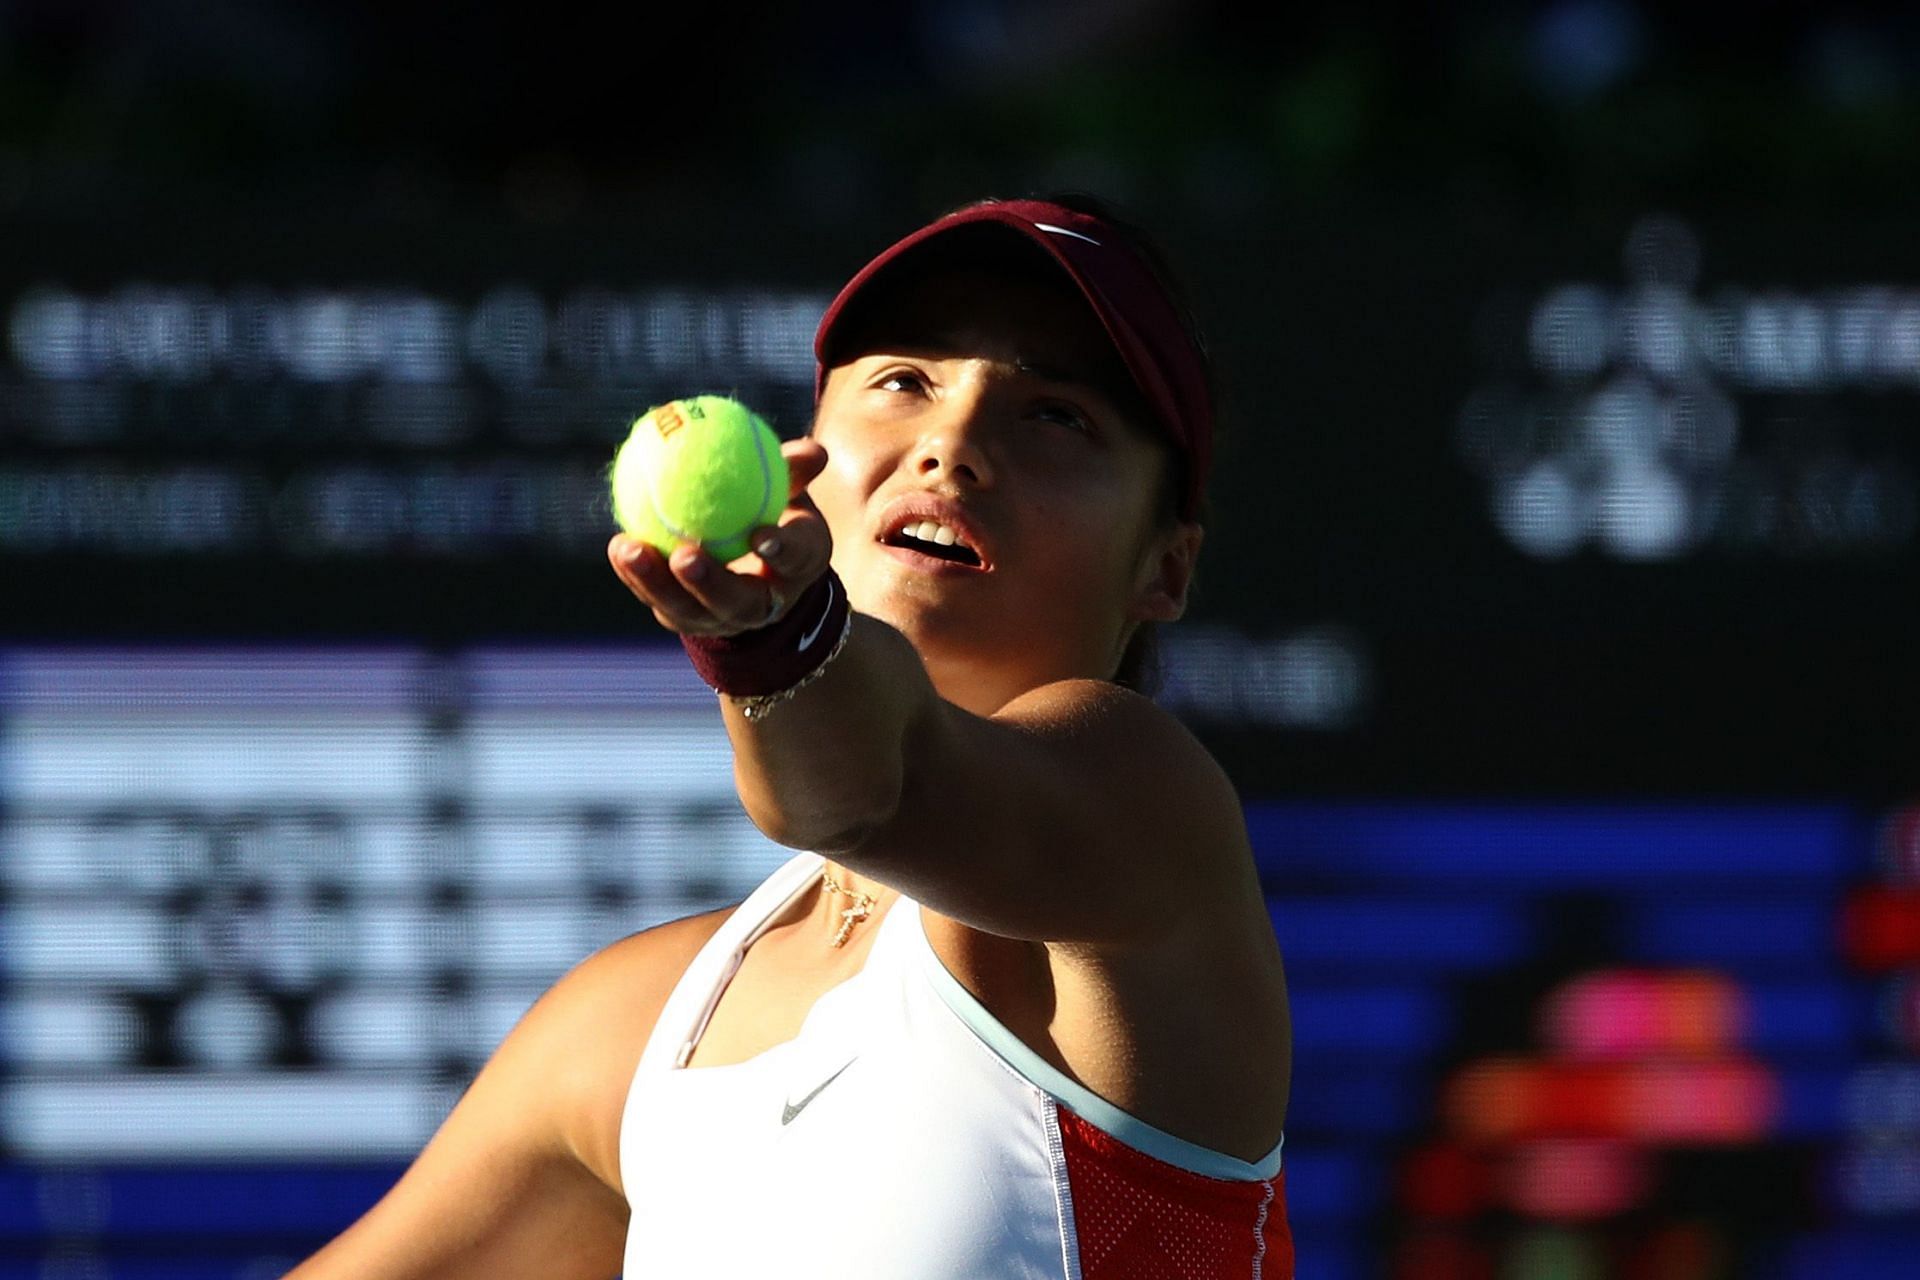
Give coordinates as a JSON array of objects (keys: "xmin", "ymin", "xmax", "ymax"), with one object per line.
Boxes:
[
  {"xmin": 875, "ymin": 369, "xmax": 929, "ymax": 395},
  {"xmin": 1036, "ymin": 401, "xmax": 1095, "ymax": 435}
]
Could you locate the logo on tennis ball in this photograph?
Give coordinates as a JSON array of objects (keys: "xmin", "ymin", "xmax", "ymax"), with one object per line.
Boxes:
[{"xmin": 609, "ymin": 396, "xmax": 788, "ymax": 565}]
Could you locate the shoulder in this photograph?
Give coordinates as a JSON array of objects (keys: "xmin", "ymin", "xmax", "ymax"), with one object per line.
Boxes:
[
  {"xmin": 889, "ymin": 677, "xmax": 1252, "ymax": 944},
  {"xmin": 503, "ymin": 906, "xmax": 736, "ymax": 1196},
  {"xmin": 993, "ymin": 678, "xmax": 1248, "ymax": 875},
  {"xmin": 996, "ymin": 679, "xmax": 1235, "ymax": 797},
  {"xmin": 561, "ymin": 905, "xmax": 735, "ymax": 1001},
  {"xmin": 280, "ymin": 906, "xmax": 739, "ymax": 1277}
]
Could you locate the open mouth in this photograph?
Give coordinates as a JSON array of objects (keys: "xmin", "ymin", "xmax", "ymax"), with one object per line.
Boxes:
[{"xmin": 883, "ymin": 520, "xmax": 983, "ymax": 568}]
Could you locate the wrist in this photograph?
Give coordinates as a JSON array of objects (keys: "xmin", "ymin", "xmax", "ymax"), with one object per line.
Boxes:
[{"xmin": 681, "ymin": 569, "xmax": 851, "ymax": 703}]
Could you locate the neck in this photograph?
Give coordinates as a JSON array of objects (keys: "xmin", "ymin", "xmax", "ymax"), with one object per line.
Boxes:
[
  {"xmin": 845, "ymin": 583, "xmax": 1124, "ymax": 716},
  {"xmin": 820, "ymin": 859, "xmax": 890, "ymax": 901},
  {"xmin": 818, "ymin": 859, "xmax": 897, "ymax": 947},
  {"xmin": 918, "ymin": 646, "xmax": 1114, "ymax": 717}
]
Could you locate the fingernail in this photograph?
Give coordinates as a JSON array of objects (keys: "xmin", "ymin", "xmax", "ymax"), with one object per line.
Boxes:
[
  {"xmin": 682, "ymin": 554, "xmax": 708, "ymax": 582},
  {"xmin": 755, "ymin": 534, "xmax": 782, "ymax": 559}
]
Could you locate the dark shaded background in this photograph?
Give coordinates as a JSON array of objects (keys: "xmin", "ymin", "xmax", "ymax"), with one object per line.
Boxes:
[{"xmin": 6, "ymin": 0, "xmax": 1916, "ymax": 797}]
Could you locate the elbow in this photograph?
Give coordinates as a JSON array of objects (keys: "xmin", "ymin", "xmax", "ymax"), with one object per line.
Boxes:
[
  {"xmin": 740, "ymin": 770, "xmax": 903, "ymax": 858},
  {"xmin": 749, "ymin": 803, "xmax": 895, "ymax": 861},
  {"xmin": 807, "ymin": 811, "xmax": 892, "ymax": 861}
]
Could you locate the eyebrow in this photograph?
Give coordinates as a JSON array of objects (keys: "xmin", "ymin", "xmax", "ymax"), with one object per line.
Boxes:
[
  {"xmin": 866, "ymin": 331, "xmax": 1139, "ymax": 415},
  {"xmin": 1012, "ymin": 356, "xmax": 1096, "ymax": 390},
  {"xmin": 1011, "ymin": 357, "xmax": 1148, "ymax": 425}
]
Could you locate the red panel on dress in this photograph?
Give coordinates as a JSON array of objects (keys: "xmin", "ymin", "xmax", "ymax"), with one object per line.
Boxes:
[{"xmin": 1057, "ymin": 1105, "xmax": 1293, "ymax": 1280}]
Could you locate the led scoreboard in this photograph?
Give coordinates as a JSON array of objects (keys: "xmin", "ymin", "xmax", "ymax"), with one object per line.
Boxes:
[{"xmin": 0, "ymin": 646, "xmax": 793, "ymax": 1161}]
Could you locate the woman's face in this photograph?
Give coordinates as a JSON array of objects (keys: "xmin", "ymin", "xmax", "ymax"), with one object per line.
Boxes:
[{"xmin": 809, "ymin": 262, "xmax": 1200, "ymax": 714}]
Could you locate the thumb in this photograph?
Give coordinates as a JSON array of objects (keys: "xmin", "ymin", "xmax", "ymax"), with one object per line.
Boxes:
[{"xmin": 782, "ymin": 438, "xmax": 829, "ymax": 499}]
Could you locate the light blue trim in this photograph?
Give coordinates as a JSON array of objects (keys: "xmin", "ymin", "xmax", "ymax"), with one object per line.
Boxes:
[{"xmin": 911, "ymin": 906, "xmax": 1285, "ymax": 1181}]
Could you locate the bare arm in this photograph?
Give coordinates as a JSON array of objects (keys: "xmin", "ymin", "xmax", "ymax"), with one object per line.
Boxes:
[
  {"xmin": 609, "ymin": 441, "xmax": 1250, "ymax": 945},
  {"xmin": 284, "ymin": 910, "xmax": 727, "ymax": 1280},
  {"xmin": 724, "ymin": 624, "xmax": 1247, "ymax": 943}
]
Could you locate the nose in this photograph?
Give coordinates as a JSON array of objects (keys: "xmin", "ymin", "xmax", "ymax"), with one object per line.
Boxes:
[{"xmin": 908, "ymin": 390, "xmax": 996, "ymax": 489}]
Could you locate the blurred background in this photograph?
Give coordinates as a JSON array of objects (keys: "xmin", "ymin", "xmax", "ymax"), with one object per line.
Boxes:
[{"xmin": 2, "ymin": 1, "xmax": 1917, "ymax": 1276}]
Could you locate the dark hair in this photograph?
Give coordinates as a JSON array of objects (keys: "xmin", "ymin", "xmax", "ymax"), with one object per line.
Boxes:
[{"xmin": 999, "ymin": 192, "xmax": 1217, "ymax": 698}]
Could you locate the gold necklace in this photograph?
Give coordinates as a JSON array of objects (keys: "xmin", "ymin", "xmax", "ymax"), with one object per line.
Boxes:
[{"xmin": 820, "ymin": 867, "xmax": 876, "ymax": 948}]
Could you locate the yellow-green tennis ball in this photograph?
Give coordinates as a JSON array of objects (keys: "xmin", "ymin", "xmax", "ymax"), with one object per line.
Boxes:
[{"xmin": 609, "ymin": 396, "xmax": 788, "ymax": 564}]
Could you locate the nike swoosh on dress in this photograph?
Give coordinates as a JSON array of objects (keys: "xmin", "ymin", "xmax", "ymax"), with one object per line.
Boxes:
[{"xmin": 781, "ymin": 1057, "xmax": 857, "ymax": 1125}]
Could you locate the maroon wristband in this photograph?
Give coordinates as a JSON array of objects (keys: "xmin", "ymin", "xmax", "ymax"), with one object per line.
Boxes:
[{"xmin": 681, "ymin": 569, "xmax": 851, "ymax": 697}]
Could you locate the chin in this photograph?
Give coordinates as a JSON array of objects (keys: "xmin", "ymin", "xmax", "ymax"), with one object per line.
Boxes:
[
  {"xmin": 843, "ymin": 571, "xmax": 989, "ymax": 660},
  {"xmin": 840, "ymin": 555, "xmax": 1095, "ymax": 686},
  {"xmin": 843, "ymin": 551, "xmax": 972, "ymax": 621},
  {"xmin": 858, "ymin": 580, "xmax": 975, "ymax": 644}
]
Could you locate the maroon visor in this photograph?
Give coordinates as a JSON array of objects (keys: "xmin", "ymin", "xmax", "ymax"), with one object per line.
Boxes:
[{"xmin": 812, "ymin": 198, "xmax": 1213, "ymax": 521}]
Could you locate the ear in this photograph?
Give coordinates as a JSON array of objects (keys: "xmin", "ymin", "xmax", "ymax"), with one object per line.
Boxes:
[{"xmin": 1129, "ymin": 520, "xmax": 1204, "ymax": 623}]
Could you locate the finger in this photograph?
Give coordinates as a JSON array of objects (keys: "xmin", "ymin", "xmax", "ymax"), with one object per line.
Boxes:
[
  {"xmin": 609, "ymin": 536, "xmax": 720, "ymax": 632},
  {"xmin": 607, "ymin": 533, "xmax": 659, "ymax": 594},
  {"xmin": 668, "ymin": 542, "xmax": 779, "ymax": 632},
  {"xmin": 748, "ymin": 507, "xmax": 832, "ymax": 588},
  {"xmin": 781, "ymin": 438, "xmax": 829, "ymax": 499}
]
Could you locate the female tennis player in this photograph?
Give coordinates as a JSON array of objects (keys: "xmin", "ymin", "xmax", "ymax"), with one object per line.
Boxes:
[{"xmin": 289, "ymin": 196, "xmax": 1293, "ymax": 1278}]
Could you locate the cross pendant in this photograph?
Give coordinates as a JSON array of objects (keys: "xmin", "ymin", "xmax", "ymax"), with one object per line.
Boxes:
[{"xmin": 831, "ymin": 901, "xmax": 872, "ymax": 947}]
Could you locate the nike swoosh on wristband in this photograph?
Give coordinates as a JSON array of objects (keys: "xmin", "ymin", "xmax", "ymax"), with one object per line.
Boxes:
[
  {"xmin": 781, "ymin": 1057, "xmax": 857, "ymax": 1125},
  {"xmin": 798, "ymin": 577, "xmax": 836, "ymax": 651}
]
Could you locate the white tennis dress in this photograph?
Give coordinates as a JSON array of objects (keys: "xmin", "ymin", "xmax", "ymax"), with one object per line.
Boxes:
[{"xmin": 619, "ymin": 850, "xmax": 1292, "ymax": 1279}]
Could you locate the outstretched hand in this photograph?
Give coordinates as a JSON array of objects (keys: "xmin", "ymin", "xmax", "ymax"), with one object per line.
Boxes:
[{"xmin": 607, "ymin": 438, "xmax": 833, "ymax": 637}]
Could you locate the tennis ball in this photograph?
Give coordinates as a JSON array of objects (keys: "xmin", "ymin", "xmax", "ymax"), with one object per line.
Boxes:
[{"xmin": 609, "ymin": 396, "xmax": 789, "ymax": 564}]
